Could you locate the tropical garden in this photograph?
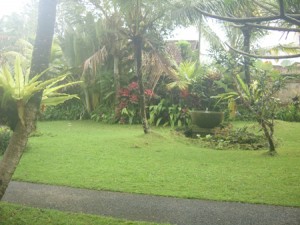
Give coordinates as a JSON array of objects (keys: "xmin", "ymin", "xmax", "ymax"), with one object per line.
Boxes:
[{"xmin": 0, "ymin": 0, "xmax": 300, "ymax": 224}]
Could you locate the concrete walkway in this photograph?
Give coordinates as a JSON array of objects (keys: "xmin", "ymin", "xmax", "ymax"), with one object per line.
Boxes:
[{"xmin": 2, "ymin": 181, "xmax": 300, "ymax": 225}]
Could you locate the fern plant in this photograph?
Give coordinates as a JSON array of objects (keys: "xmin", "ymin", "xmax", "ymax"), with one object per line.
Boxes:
[{"xmin": 167, "ymin": 61, "xmax": 196, "ymax": 91}]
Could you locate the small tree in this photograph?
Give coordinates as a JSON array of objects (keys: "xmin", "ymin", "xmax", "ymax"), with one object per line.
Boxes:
[{"xmin": 214, "ymin": 61, "xmax": 286, "ymax": 154}]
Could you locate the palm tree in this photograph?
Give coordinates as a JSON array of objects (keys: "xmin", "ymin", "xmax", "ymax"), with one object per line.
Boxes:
[
  {"xmin": 84, "ymin": 0, "xmax": 176, "ymax": 133},
  {"xmin": 0, "ymin": 0, "xmax": 57, "ymax": 200},
  {"xmin": 84, "ymin": 1, "xmax": 127, "ymax": 114},
  {"xmin": 58, "ymin": 2, "xmax": 130, "ymax": 114},
  {"xmin": 57, "ymin": 10, "xmax": 105, "ymax": 113},
  {"xmin": 172, "ymin": 0, "xmax": 269, "ymax": 84},
  {"xmin": 190, "ymin": 0, "xmax": 300, "ymax": 59},
  {"xmin": 115, "ymin": 0, "xmax": 177, "ymax": 133},
  {"xmin": 60, "ymin": 0, "xmax": 178, "ymax": 131}
]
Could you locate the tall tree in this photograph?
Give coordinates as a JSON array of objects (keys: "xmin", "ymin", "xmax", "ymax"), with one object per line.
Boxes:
[
  {"xmin": 86, "ymin": 0, "xmax": 175, "ymax": 133},
  {"xmin": 192, "ymin": 0, "xmax": 300, "ymax": 57},
  {"xmin": 57, "ymin": 1, "xmax": 130, "ymax": 117},
  {"xmin": 0, "ymin": 0, "xmax": 57, "ymax": 200},
  {"xmin": 174, "ymin": 0, "xmax": 300, "ymax": 84},
  {"xmin": 82, "ymin": 1, "xmax": 127, "ymax": 114}
]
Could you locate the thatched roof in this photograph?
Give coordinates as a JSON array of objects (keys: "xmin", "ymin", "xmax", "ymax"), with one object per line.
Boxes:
[{"xmin": 165, "ymin": 40, "xmax": 198, "ymax": 64}]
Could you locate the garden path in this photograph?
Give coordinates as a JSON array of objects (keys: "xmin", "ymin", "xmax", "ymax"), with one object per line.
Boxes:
[{"xmin": 2, "ymin": 181, "xmax": 300, "ymax": 225}]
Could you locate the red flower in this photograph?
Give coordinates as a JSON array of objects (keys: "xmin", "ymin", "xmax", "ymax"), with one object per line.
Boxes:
[
  {"xmin": 180, "ymin": 89, "xmax": 189, "ymax": 98},
  {"xmin": 128, "ymin": 82, "xmax": 139, "ymax": 90},
  {"xmin": 144, "ymin": 89, "xmax": 154, "ymax": 97},
  {"xmin": 119, "ymin": 88, "xmax": 130, "ymax": 97},
  {"xmin": 130, "ymin": 94, "xmax": 139, "ymax": 103}
]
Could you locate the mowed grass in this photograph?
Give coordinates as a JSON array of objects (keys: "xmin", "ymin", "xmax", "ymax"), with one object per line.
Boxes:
[
  {"xmin": 11, "ymin": 120, "xmax": 300, "ymax": 207},
  {"xmin": 0, "ymin": 202, "xmax": 165, "ymax": 225}
]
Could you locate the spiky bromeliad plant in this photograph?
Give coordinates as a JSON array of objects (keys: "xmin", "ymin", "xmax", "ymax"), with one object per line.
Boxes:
[{"xmin": 0, "ymin": 56, "xmax": 82, "ymax": 127}]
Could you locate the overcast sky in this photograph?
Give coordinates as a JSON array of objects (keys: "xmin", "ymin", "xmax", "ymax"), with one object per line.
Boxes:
[
  {"xmin": 1, "ymin": 0, "xmax": 297, "ymax": 44},
  {"xmin": 1, "ymin": 0, "xmax": 298, "ymax": 64},
  {"xmin": 0, "ymin": 0, "xmax": 28, "ymax": 16}
]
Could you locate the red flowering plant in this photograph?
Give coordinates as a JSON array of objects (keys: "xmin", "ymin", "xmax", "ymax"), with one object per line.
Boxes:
[
  {"xmin": 117, "ymin": 82, "xmax": 155, "ymax": 124},
  {"xmin": 180, "ymin": 89, "xmax": 189, "ymax": 98}
]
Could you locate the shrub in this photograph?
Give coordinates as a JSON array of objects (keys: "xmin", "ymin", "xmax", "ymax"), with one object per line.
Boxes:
[
  {"xmin": 213, "ymin": 125, "xmax": 266, "ymax": 148},
  {"xmin": 0, "ymin": 126, "xmax": 12, "ymax": 155},
  {"xmin": 276, "ymin": 96, "xmax": 300, "ymax": 122},
  {"xmin": 184, "ymin": 124, "xmax": 266, "ymax": 150},
  {"xmin": 91, "ymin": 105, "xmax": 116, "ymax": 124},
  {"xmin": 116, "ymin": 82, "xmax": 154, "ymax": 124},
  {"xmin": 149, "ymin": 99, "xmax": 191, "ymax": 127},
  {"xmin": 40, "ymin": 99, "xmax": 86, "ymax": 121},
  {"xmin": 189, "ymin": 66, "xmax": 229, "ymax": 111}
]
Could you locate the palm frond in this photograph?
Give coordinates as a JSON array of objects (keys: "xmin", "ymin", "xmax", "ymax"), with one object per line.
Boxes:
[
  {"xmin": 142, "ymin": 43, "xmax": 178, "ymax": 90},
  {"xmin": 42, "ymin": 94, "xmax": 80, "ymax": 106},
  {"xmin": 82, "ymin": 46, "xmax": 107, "ymax": 78},
  {"xmin": 258, "ymin": 42, "xmax": 300, "ymax": 56}
]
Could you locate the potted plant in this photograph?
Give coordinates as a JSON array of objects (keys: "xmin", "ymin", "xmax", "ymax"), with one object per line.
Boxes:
[{"xmin": 190, "ymin": 109, "xmax": 224, "ymax": 129}]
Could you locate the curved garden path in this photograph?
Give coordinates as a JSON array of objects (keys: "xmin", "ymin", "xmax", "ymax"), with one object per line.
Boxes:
[{"xmin": 2, "ymin": 181, "xmax": 300, "ymax": 225}]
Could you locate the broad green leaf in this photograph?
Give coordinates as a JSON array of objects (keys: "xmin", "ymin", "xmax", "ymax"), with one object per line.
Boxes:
[
  {"xmin": 14, "ymin": 56, "xmax": 25, "ymax": 98},
  {"xmin": 28, "ymin": 67, "xmax": 51, "ymax": 85},
  {"xmin": 121, "ymin": 107, "xmax": 128, "ymax": 115},
  {"xmin": 43, "ymin": 81, "xmax": 82, "ymax": 96},
  {"xmin": 16, "ymin": 100, "xmax": 25, "ymax": 126},
  {"xmin": 2, "ymin": 65, "xmax": 15, "ymax": 88},
  {"xmin": 156, "ymin": 117, "xmax": 162, "ymax": 126},
  {"xmin": 42, "ymin": 95, "xmax": 79, "ymax": 106},
  {"xmin": 236, "ymin": 75, "xmax": 250, "ymax": 97}
]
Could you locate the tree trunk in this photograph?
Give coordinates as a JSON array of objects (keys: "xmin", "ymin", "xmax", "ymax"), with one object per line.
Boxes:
[
  {"xmin": 83, "ymin": 88, "xmax": 91, "ymax": 113},
  {"xmin": 30, "ymin": 0, "xmax": 57, "ymax": 78},
  {"xmin": 114, "ymin": 54, "xmax": 120, "ymax": 115},
  {"xmin": 197, "ymin": 16, "xmax": 202, "ymax": 66},
  {"xmin": 0, "ymin": 0, "xmax": 57, "ymax": 200},
  {"xmin": 260, "ymin": 120, "xmax": 276, "ymax": 154},
  {"xmin": 133, "ymin": 36, "xmax": 150, "ymax": 134},
  {"xmin": 0, "ymin": 103, "xmax": 39, "ymax": 199},
  {"xmin": 241, "ymin": 26, "xmax": 251, "ymax": 85}
]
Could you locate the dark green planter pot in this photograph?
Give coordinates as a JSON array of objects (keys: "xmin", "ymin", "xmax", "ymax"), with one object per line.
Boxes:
[{"xmin": 190, "ymin": 111, "xmax": 224, "ymax": 129}]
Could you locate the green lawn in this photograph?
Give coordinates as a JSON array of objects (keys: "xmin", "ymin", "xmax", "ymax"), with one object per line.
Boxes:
[
  {"xmin": 0, "ymin": 202, "xmax": 165, "ymax": 225},
  {"xmin": 9, "ymin": 120, "xmax": 300, "ymax": 207}
]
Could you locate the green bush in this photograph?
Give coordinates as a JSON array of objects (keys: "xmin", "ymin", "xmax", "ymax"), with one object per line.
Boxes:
[
  {"xmin": 91, "ymin": 105, "xmax": 116, "ymax": 124},
  {"xmin": 276, "ymin": 96, "xmax": 300, "ymax": 122},
  {"xmin": 40, "ymin": 99, "xmax": 86, "ymax": 121},
  {"xmin": 0, "ymin": 126, "xmax": 12, "ymax": 155},
  {"xmin": 276, "ymin": 105, "xmax": 300, "ymax": 122},
  {"xmin": 149, "ymin": 99, "xmax": 191, "ymax": 127}
]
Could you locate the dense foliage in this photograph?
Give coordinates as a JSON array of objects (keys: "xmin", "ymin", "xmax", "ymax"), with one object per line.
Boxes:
[
  {"xmin": 276, "ymin": 96, "xmax": 300, "ymax": 122},
  {"xmin": 0, "ymin": 126, "xmax": 11, "ymax": 155},
  {"xmin": 0, "ymin": 0, "xmax": 299, "ymax": 147},
  {"xmin": 184, "ymin": 124, "xmax": 266, "ymax": 150}
]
